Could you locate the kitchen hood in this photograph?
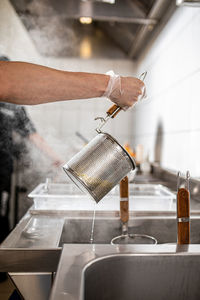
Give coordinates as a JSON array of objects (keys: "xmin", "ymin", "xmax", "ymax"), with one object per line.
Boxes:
[
  {"xmin": 10, "ymin": 0, "xmax": 177, "ymax": 59},
  {"xmin": 176, "ymin": 0, "xmax": 200, "ymax": 6}
]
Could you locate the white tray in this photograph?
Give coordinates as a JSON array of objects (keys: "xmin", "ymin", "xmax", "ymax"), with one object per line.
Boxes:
[
  {"xmin": 29, "ymin": 183, "xmax": 174, "ymax": 199},
  {"xmin": 29, "ymin": 183, "xmax": 175, "ymax": 212}
]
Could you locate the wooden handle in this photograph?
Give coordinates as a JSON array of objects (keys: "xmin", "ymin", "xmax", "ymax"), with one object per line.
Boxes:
[
  {"xmin": 177, "ymin": 188, "xmax": 190, "ymax": 244},
  {"xmin": 120, "ymin": 176, "xmax": 129, "ymax": 223},
  {"xmin": 120, "ymin": 176, "xmax": 129, "ymax": 198},
  {"xmin": 107, "ymin": 105, "xmax": 122, "ymax": 118}
]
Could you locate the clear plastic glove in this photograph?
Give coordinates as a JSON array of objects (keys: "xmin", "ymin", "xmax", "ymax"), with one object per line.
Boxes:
[{"xmin": 103, "ymin": 71, "xmax": 145, "ymax": 110}]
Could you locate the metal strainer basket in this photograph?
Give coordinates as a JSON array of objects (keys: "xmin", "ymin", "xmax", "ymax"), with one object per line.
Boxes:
[{"xmin": 63, "ymin": 133, "xmax": 136, "ymax": 203}]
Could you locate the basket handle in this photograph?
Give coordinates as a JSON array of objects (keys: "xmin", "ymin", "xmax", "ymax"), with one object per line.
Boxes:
[
  {"xmin": 107, "ymin": 104, "xmax": 122, "ymax": 119},
  {"xmin": 120, "ymin": 176, "xmax": 129, "ymax": 224},
  {"xmin": 177, "ymin": 188, "xmax": 190, "ymax": 244}
]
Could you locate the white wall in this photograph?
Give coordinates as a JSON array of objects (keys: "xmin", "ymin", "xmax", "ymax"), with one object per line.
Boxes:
[
  {"xmin": 134, "ymin": 6, "xmax": 200, "ymax": 177},
  {"xmin": 0, "ymin": 0, "xmax": 41, "ymax": 62}
]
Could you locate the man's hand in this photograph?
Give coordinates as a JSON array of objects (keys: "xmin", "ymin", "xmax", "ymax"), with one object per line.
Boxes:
[{"xmin": 108, "ymin": 76, "xmax": 145, "ymax": 109}]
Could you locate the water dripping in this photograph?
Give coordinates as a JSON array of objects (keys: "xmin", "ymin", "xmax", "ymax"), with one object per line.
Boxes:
[{"xmin": 90, "ymin": 202, "xmax": 96, "ymax": 244}]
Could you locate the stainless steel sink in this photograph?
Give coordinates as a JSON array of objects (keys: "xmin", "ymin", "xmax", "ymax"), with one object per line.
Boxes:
[
  {"xmin": 59, "ymin": 217, "xmax": 200, "ymax": 245},
  {"xmin": 50, "ymin": 244, "xmax": 200, "ymax": 300},
  {"xmin": 2, "ymin": 212, "xmax": 200, "ymax": 300},
  {"xmin": 84, "ymin": 255, "xmax": 200, "ymax": 300}
]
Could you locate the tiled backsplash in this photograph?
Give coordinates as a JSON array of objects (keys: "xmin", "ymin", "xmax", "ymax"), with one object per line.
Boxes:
[{"xmin": 134, "ymin": 6, "xmax": 200, "ymax": 177}]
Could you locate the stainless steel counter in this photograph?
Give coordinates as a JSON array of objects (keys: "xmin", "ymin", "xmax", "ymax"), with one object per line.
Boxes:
[
  {"xmin": 1, "ymin": 170, "xmax": 200, "ymax": 300},
  {"xmin": 50, "ymin": 244, "xmax": 200, "ymax": 300},
  {"xmin": 1, "ymin": 172, "xmax": 200, "ymax": 272},
  {"xmin": 2, "ymin": 211, "xmax": 200, "ymax": 272}
]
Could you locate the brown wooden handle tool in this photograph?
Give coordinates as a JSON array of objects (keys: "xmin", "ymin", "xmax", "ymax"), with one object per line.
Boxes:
[
  {"xmin": 120, "ymin": 176, "xmax": 129, "ymax": 224},
  {"xmin": 177, "ymin": 188, "xmax": 190, "ymax": 244},
  {"xmin": 107, "ymin": 105, "xmax": 122, "ymax": 118}
]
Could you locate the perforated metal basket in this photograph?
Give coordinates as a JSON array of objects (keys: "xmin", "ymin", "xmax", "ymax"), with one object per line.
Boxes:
[{"xmin": 63, "ymin": 133, "xmax": 136, "ymax": 203}]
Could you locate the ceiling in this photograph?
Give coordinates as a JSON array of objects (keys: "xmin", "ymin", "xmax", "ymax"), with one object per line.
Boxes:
[{"xmin": 10, "ymin": 0, "xmax": 176, "ymax": 59}]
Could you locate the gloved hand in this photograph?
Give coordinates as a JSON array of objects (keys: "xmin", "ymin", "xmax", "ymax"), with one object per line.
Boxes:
[{"xmin": 103, "ymin": 71, "xmax": 146, "ymax": 109}]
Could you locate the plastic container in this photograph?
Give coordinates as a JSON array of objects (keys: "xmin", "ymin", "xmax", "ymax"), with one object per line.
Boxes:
[{"xmin": 28, "ymin": 183, "xmax": 175, "ymax": 212}]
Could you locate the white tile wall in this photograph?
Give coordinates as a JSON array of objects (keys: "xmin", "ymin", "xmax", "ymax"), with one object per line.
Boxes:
[{"xmin": 134, "ymin": 6, "xmax": 200, "ymax": 177}]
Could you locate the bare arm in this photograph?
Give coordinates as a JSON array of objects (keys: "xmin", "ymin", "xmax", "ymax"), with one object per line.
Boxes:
[
  {"xmin": 29, "ymin": 132, "xmax": 64, "ymax": 167},
  {"xmin": 0, "ymin": 61, "xmax": 144, "ymax": 107}
]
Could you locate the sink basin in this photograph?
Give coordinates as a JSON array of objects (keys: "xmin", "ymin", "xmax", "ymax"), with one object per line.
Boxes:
[
  {"xmin": 59, "ymin": 217, "xmax": 200, "ymax": 245},
  {"xmin": 84, "ymin": 254, "xmax": 200, "ymax": 300},
  {"xmin": 50, "ymin": 244, "xmax": 200, "ymax": 300}
]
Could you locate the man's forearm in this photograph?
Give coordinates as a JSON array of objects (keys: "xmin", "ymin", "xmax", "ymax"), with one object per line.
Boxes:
[
  {"xmin": 0, "ymin": 61, "xmax": 145, "ymax": 107},
  {"xmin": 0, "ymin": 62, "xmax": 109, "ymax": 105}
]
